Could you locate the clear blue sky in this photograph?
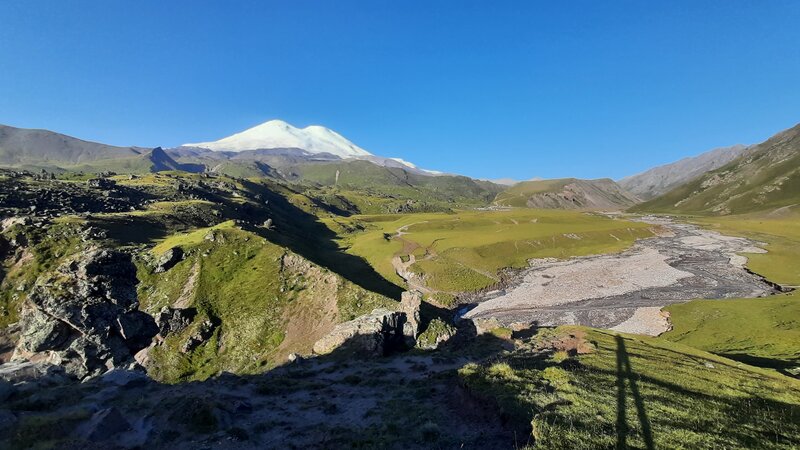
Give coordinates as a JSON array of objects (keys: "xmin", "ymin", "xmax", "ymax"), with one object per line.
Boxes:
[{"xmin": 1, "ymin": 1, "xmax": 799, "ymax": 180}]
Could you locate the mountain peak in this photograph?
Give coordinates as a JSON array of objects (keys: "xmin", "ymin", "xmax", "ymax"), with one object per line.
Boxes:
[{"xmin": 182, "ymin": 119, "xmax": 372, "ymax": 158}]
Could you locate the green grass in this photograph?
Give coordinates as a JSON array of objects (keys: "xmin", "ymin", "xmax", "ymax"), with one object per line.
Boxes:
[
  {"xmin": 459, "ymin": 326, "xmax": 800, "ymax": 449},
  {"xmin": 328, "ymin": 209, "xmax": 656, "ymax": 293},
  {"xmin": 659, "ymin": 207, "xmax": 800, "ymax": 372},
  {"xmin": 139, "ymin": 225, "xmax": 393, "ymax": 382}
]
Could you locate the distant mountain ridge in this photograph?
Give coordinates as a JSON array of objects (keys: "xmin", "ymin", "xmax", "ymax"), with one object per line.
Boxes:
[
  {"xmin": 0, "ymin": 124, "xmax": 145, "ymax": 167},
  {"xmin": 494, "ymin": 178, "xmax": 640, "ymax": 210},
  {"xmin": 633, "ymin": 122, "xmax": 800, "ymax": 215},
  {"xmin": 619, "ymin": 144, "xmax": 749, "ymax": 200}
]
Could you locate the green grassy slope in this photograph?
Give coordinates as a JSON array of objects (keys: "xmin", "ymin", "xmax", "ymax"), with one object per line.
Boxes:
[
  {"xmin": 328, "ymin": 209, "xmax": 656, "ymax": 295},
  {"xmin": 289, "ymin": 160, "xmax": 503, "ymax": 209},
  {"xmin": 660, "ymin": 207, "xmax": 800, "ymax": 373},
  {"xmin": 495, "ymin": 178, "xmax": 639, "ymax": 209},
  {"xmin": 139, "ymin": 223, "xmax": 393, "ymax": 382},
  {"xmin": 633, "ymin": 123, "xmax": 800, "ymax": 215},
  {"xmin": 460, "ymin": 327, "xmax": 800, "ymax": 449}
]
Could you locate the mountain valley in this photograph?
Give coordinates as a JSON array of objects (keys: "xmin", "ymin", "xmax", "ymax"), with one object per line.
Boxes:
[{"xmin": 0, "ymin": 120, "xmax": 798, "ymax": 449}]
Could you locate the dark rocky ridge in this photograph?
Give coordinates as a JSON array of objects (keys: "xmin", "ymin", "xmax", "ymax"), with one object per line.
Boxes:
[{"xmin": 13, "ymin": 248, "xmax": 158, "ymax": 379}]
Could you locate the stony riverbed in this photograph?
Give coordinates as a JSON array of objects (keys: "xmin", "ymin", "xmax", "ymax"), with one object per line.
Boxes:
[{"xmin": 464, "ymin": 216, "xmax": 785, "ymax": 335}]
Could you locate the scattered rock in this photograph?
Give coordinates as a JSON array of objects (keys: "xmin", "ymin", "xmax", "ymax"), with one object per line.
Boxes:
[{"xmin": 86, "ymin": 178, "xmax": 117, "ymax": 190}]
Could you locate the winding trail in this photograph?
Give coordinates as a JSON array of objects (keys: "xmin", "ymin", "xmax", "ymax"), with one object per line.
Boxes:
[{"xmin": 464, "ymin": 216, "xmax": 785, "ymax": 335}]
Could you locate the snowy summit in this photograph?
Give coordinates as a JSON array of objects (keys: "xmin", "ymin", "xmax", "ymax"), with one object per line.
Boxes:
[{"xmin": 183, "ymin": 119, "xmax": 372, "ymax": 158}]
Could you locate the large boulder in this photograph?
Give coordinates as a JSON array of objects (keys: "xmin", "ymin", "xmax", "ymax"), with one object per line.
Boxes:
[
  {"xmin": 12, "ymin": 248, "xmax": 158, "ymax": 379},
  {"xmin": 313, "ymin": 308, "xmax": 409, "ymax": 357},
  {"xmin": 154, "ymin": 247, "xmax": 183, "ymax": 273},
  {"xmin": 400, "ymin": 290, "xmax": 422, "ymax": 345},
  {"xmin": 156, "ymin": 306, "xmax": 197, "ymax": 337}
]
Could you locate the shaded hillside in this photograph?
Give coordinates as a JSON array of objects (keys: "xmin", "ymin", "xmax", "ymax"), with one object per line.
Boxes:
[
  {"xmin": 494, "ymin": 178, "xmax": 640, "ymax": 210},
  {"xmin": 68, "ymin": 147, "xmax": 204, "ymax": 174},
  {"xmin": 633, "ymin": 123, "xmax": 800, "ymax": 215},
  {"xmin": 0, "ymin": 123, "xmax": 144, "ymax": 167},
  {"xmin": 619, "ymin": 144, "xmax": 748, "ymax": 200}
]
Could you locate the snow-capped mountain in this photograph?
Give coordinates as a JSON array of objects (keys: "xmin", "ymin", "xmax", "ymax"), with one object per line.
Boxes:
[
  {"xmin": 183, "ymin": 120, "xmax": 371, "ymax": 158},
  {"xmin": 182, "ymin": 119, "xmax": 443, "ymax": 175}
]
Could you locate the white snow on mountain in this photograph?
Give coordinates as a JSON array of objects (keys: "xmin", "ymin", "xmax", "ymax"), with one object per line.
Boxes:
[
  {"xmin": 183, "ymin": 120, "xmax": 372, "ymax": 158},
  {"xmin": 184, "ymin": 119, "xmax": 445, "ymax": 175}
]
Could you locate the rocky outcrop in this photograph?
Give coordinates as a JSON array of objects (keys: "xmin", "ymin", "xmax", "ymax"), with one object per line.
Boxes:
[
  {"xmin": 312, "ymin": 291, "xmax": 422, "ymax": 357},
  {"xmin": 12, "ymin": 248, "xmax": 158, "ymax": 379},
  {"xmin": 400, "ymin": 290, "xmax": 422, "ymax": 345},
  {"xmin": 180, "ymin": 318, "xmax": 218, "ymax": 353},
  {"xmin": 154, "ymin": 247, "xmax": 184, "ymax": 273},
  {"xmin": 312, "ymin": 308, "xmax": 406, "ymax": 356},
  {"xmin": 156, "ymin": 306, "xmax": 196, "ymax": 337},
  {"xmin": 416, "ymin": 318, "xmax": 457, "ymax": 350}
]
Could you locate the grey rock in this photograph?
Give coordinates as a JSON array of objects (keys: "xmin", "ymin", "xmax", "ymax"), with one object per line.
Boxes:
[
  {"xmin": 181, "ymin": 319, "xmax": 217, "ymax": 353},
  {"xmin": 16, "ymin": 306, "xmax": 70, "ymax": 353},
  {"xmin": 154, "ymin": 247, "xmax": 184, "ymax": 273},
  {"xmin": 156, "ymin": 306, "xmax": 197, "ymax": 337},
  {"xmin": 400, "ymin": 290, "xmax": 422, "ymax": 345},
  {"xmin": 116, "ymin": 310, "xmax": 159, "ymax": 352},
  {"xmin": 312, "ymin": 308, "xmax": 409, "ymax": 357},
  {"xmin": 13, "ymin": 248, "xmax": 158, "ymax": 379},
  {"xmin": 0, "ymin": 360, "xmax": 68, "ymax": 384}
]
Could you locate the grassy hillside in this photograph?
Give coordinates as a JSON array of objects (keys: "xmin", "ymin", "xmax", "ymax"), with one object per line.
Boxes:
[
  {"xmin": 460, "ymin": 326, "xmax": 800, "ymax": 449},
  {"xmin": 633, "ymin": 123, "xmax": 800, "ymax": 215},
  {"xmin": 0, "ymin": 170, "xmax": 400, "ymax": 380},
  {"xmin": 660, "ymin": 206, "xmax": 800, "ymax": 374},
  {"xmin": 495, "ymin": 178, "xmax": 639, "ymax": 210},
  {"xmin": 289, "ymin": 159, "xmax": 503, "ymax": 209},
  {"xmin": 139, "ymin": 222, "xmax": 393, "ymax": 382},
  {"xmin": 327, "ymin": 209, "xmax": 656, "ymax": 298}
]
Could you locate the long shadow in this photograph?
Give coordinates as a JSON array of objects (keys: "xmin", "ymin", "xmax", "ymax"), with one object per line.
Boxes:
[
  {"xmin": 616, "ymin": 335, "xmax": 655, "ymax": 450},
  {"xmin": 237, "ymin": 179, "xmax": 404, "ymax": 299},
  {"xmin": 716, "ymin": 353, "xmax": 799, "ymax": 378},
  {"xmin": 2, "ymin": 323, "xmax": 517, "ymax": 449},
  {"xmin": 77, "ymin": 175, "xmax": 403, "ymax": 299}
]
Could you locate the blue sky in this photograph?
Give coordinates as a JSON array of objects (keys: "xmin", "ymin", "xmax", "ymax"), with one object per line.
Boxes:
[{"xmin": 1, "ymin": 1, "xmax": 799, "ymax": 180}]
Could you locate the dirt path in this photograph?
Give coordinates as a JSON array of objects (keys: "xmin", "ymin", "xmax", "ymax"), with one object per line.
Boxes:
[{"xmin": 464, "ymin": 216, "xmax": 784, "ymax": 335}]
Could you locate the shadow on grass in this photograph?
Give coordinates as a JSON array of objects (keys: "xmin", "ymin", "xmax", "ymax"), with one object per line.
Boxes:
[
  {"xmin": 716, "ymin": 353, "xmax": 799, "ymax": 378},
  {"xmin": 615, "ymin": 335, "xmax": 654, "ymax": 450},
  {"xmin": 87, "ymin": 176, "xmax": 404, "ymax": 299}
]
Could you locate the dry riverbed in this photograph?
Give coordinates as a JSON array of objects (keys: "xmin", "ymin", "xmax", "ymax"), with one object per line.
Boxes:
[{"xmin": 464, "ymin": 216, "xmax": 783, "ymax": 335}]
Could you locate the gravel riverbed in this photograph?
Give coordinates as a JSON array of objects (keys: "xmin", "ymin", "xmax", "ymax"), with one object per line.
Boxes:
[{"xmin": 464, "ymin": 216, "xmax": 783, "ymax": 335}]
